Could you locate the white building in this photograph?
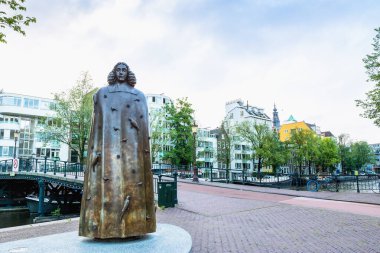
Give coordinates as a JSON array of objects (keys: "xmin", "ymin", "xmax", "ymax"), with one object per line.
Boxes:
[
  {"xmin": 146, "ymin": 93, "xmax": 173, "ymax": 164},
  {"xmin": 196, "ymin": 128, "xmax": 218, "ymax": 169},
  {"xmin": 0, "ymin": 92, "xmax": 69, "ymax": 161},
  {"xmin": 224, "ymin": 99, "xmax": 272, "ymax": 174},
  {"xmin": 146, "ymin": 93, "xmax": 219, "ymax": 172}
]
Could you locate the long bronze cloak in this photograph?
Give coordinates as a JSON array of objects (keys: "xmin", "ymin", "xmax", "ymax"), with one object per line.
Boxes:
[{"xmin": 79, "ymin": 83, "xmax": 156, "ymax": 238}]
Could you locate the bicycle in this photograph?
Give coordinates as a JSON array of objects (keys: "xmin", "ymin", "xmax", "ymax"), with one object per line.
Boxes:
[{"xmin": 306, "ymin": 177, "xmax": 337, "ymax": 192}]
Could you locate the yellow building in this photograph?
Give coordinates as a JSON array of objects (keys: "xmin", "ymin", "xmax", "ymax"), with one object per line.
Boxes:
[{"xmin": 279, "ymin": 115, "xmax": 321, "ymax": 142}]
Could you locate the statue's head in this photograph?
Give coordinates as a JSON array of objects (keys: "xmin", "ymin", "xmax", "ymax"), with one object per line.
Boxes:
[{"xmin": 108, "ymin": 62, "xmax": 136, "ymax": 87}]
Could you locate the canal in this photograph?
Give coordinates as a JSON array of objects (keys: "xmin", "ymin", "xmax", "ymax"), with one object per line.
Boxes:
[{"xmin": 0, "ymin": 208, "xmax": 38, "ymax": 229}]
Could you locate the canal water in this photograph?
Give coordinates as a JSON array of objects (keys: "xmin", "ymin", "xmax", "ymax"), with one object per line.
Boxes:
[{"xmin": 0, "ymin": 209, "xmax": 38, "ymax": 229}]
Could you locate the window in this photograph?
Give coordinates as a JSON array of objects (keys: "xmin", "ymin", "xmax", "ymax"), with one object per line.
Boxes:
[
  {"xmin": 2, "ymin": 146, "xmax": 9, "ymax": 156},
  {"xmin": 0, "ymin": 96, "xmax": 21, "ymax": 106},
  {"xmin": 235, "ymin": 163, "xmax": 242, "ymax": 169},
  {"xmin": 234, "ymin": 145, "xmax": 241, "ymax": 150},
  {"xmin": 163, "ymin": 98, "xmax": 166, "ymax": 104},
  {"xmin": 240, "ymin": 111, "xmax": 244, "ymax": 117},
  {"xmin": 152, "ymin": 96, "xmax": 156, "ymax": 102},
  {"xmin": 23, "ymin": 98, "xmax": 39, "ymax": 109},
  {"xmin": 235, "ymin": 154, "xmax": 242, "ymax": 159}
]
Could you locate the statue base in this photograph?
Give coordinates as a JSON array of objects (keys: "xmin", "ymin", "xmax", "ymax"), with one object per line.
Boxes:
[{"xmin": 0, "ymin": 223, "xmax": 192, "ymax": 253}]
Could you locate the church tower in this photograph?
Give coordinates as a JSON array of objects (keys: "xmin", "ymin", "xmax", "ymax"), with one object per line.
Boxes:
[{"xmin": 273, "ymin": 104, "xmax": 280, "ymax": 132}]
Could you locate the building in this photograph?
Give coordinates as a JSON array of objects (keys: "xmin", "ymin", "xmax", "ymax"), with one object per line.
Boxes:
[
  {"xmin": 0, "ymin": 92, "xmax": 69, "ymax": 161},
  {"xmin": 272, "ymin": 104, "xmax": 280, "ymax": 132},
  {"xmin": 222, "ymin": 99, "xmax": 272, "ymax": 176},
  {"xmin": 196, "ymin": 128, "xmax": 217, "ymax": 169},
  {"xmin": 279, "ymin": 118, "xmax": 321, "ymax": 142},
  {"xmin": 146, "ymin": 93, "xmax": 173, "ymax": 164}
]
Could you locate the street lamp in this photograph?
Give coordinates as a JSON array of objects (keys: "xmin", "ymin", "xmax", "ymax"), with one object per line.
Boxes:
[
  {"xmin": 13, "ymin": 130, "xmax": 19, "ymax": 159},
  {"xmin": 191, "ymin": 122, "xmax": 199, "ymax": 182}
]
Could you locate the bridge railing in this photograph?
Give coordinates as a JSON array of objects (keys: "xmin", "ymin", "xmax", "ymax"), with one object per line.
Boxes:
[{"xmin": 0, "ymin": 158, "xmax": 85, "ymax": 179}]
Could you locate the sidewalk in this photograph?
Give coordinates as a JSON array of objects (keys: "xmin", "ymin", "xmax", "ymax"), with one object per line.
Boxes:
[
  {"xmin": 177, "ymin": 178, "xmax": 380, "ymax": 205},
  {"xmin": 1, "ymin": 181, "xmax": 380, "ymax": 252}
]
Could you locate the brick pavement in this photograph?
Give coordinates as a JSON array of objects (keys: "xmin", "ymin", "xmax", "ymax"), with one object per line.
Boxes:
[{"xmin": 1, "ymin": 182, "xmax": 380, "ymax": 253}]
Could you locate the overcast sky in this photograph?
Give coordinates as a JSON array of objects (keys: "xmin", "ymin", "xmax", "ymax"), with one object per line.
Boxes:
[{"xmin": 1, "ymin": 0, "xmax": 379, "ymax": 143}]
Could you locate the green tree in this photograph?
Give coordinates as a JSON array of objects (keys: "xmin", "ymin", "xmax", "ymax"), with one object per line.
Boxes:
[
  {"xmin": 215, "ymin": 119, "xmax": 234, "ymax": 182},
  {"xmin": 315, "ymin": 138, "xmax": 340, "ymax": 173},
  {"xmin": 338, "ymin": 134, "xmax": 353, "ymax": 174},
  {"xmin": 162, "ymin": 98, "xmax": 194, "ymax": 168},
  {"xmin": 40, "ymin": 72, "xmax": 97, "ymax": 163},
  {"xmin": 149, "ymin": 108, "xmax": 171, "ymax": 163},
  {"xmin": 350, "ymin": 141, "xmax": 375, "ymax": 171},
  {"xmin": 356, "ymin": 27, "xmax": 380, "ymax": 127},
  {"xmin": 236, "ymin": 122, "xmax": 273, "ymax": 175},
  {"xmin": 288, "ymin": 129, "xmax": 316, "ymax": 175},
  {"xmin": 265, "ymin": 132, "xmax": 290, "ymax": 173},
  {"xmin": 0, "ymin": 0, "xmax": 36, "ymax": 43}
]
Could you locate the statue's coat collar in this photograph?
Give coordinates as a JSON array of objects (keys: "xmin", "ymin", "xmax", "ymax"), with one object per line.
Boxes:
[{"xmin": 107, "ymin": 84, "xmax": 137, "ymax": 95}]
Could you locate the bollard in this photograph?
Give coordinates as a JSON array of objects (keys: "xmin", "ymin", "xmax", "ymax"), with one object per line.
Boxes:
[
  {"xmin": 210, "ymin": 168, "xmax": 213, "ymax": 182},
  {"xmin": 35, "ymin": 158, "xmax": 38, "ymax": 172}
]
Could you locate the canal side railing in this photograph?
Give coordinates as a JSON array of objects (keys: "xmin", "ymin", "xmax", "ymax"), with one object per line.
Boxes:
[{"xmin": 0, "ymin": 158, "xmax": 84, "ymax": 179}]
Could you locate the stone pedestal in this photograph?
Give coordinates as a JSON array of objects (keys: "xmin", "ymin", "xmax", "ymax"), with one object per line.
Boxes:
[{"xmin": 0, "ymin": 223, "xmax": 192, "ymax": 253}]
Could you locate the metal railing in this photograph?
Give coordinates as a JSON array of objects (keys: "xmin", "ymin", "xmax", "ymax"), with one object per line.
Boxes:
[{"xmin": 0, "ymin": 157, "xmax": 85, "ymax": 179}]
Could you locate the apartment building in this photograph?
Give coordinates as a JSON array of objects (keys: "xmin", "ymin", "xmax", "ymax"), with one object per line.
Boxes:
[{"xmin": 0, "ymin": 92, "xmax": 69, "ymax": 161}]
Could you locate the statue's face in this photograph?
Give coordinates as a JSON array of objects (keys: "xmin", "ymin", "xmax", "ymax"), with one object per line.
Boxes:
[{"xmin": 115, "ymin": 64, "xmax": 128, "ymax": 82}]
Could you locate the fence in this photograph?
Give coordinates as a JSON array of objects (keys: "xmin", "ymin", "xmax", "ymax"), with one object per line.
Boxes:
[
  {"xmin": 162, "ymin": 164, "xmax": 380, "ymax": 193},
  {"xmin": 0, "ymin": 157, "xmax": 85, "ymax": 179}
]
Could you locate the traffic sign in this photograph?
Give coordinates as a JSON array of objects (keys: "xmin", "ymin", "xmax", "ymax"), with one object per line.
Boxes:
[{"xmin": 12, "ymin": 158, "xmax": 19, "ymax": 172}]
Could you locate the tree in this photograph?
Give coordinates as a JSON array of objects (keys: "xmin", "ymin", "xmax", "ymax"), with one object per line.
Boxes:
[
  {"xmin": 338, "ymin": 134, "xmax": 353, "ymax": 174},
  {"xmin": 162, "ymin": 98, "xmax": 195, "ymax": 168},
  {"xmin": 288, "ymin": 129, "xmax": 316, "ymax": 175},
  {"xmin": 215, "ymin": 119, "xmax": 234, "ymax": 182},
  {"xmin": 350, "ymin": 141, "xmax": 375, "ymax": 171},
  {"xmin": 40, "ymin": 72, "xmax": 97, "ymax": 163},
  {"xmin": 235, "ymin": 122, "xmax": 273, "ymax": 175},
  {"xmin": 315, "ymin": 138, "xmax": 340, "ymax": 173},
  {"xmin": 265, "ymin": 132, "xmax": 290, "ymax": 173},
  {"xmin": 356, "ymin": 27, "xmax": 380, "ymax": 127},
  {"xmin": 0, "ymin": 0, "xmax": 36, "ymax": 43}
]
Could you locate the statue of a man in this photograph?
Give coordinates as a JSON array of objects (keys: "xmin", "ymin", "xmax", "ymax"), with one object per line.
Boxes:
[{"xmin": 79, "ymin": 62, "xmax": 156, "ymax": 239}]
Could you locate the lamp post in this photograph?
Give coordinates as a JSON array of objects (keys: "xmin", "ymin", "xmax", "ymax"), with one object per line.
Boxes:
[
  {"xmin": 191, "ymin": 123, "xmax": 199, "ymax": 182},
  {"xmin": 13, "ymin": 130, "xmax": 19, "ymax": 159}
]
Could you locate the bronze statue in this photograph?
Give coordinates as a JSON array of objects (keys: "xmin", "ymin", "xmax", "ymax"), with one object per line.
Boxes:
[{"xmin": 79, "ymin": 62, "xmax": 156, "ymax": 239}]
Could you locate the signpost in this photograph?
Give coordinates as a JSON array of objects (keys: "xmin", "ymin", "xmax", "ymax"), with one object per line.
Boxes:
[{"xmin": 12, "ymin": 158, "xmax": 19, "ymax": 172}]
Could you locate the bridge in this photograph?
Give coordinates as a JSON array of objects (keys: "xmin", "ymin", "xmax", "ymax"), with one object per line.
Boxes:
[{"xmin": 0, "ymin": 158, "xmax": 177, "ymax": 216}]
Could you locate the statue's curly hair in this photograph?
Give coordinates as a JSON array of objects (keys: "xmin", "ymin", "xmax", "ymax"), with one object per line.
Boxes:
[{"xmin": 107, "ymin": 62, "xmax": 137, "ymax": 87}]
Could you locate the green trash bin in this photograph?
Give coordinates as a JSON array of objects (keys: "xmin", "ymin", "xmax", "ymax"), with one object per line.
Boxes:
[{"xmin": 158, "ymin": 182, "xmax": 175, "ymax": 208}]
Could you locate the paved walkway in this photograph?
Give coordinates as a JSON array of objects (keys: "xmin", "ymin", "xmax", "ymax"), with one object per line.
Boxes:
[
  {"xmin": 178, "ymin": 178, "xmax": 380, "ymax": 205},
  {"xmin": 1, "ymin": 181, "xmax": 380, "ymax": 253}
]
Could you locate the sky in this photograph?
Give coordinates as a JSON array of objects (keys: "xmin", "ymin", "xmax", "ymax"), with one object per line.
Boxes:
[{"xmin": 1, "ymin": 0, "xmax": 380, "ymax": 143}]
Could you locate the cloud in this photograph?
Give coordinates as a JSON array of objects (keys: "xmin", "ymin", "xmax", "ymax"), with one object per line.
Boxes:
[{"xmin": 0, "ymin": 0, "xmax": 379, "ymax": 142}]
